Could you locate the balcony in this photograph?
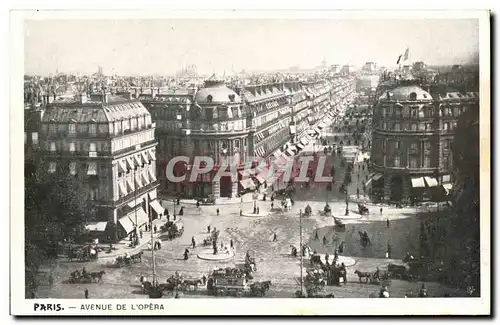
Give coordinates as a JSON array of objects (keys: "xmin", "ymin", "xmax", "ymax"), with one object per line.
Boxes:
[
  {"xmin": 96, "ymin": 180, "xmax": 160, "ymax": 208},
  {"xmin": 371, "ymin": 163, "xmax": 438, "ymax": 175}
]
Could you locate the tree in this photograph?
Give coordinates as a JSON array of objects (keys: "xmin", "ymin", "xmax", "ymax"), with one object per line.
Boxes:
[{"xmin": 25, "ymin": 159, "xmax": 94, "ymax": 298}]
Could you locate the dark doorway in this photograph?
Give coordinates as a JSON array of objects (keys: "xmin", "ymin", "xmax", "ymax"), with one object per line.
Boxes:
[
  {"xmin": 220, "ymin": 176, "xmax": 232, "ymax": 198},
  {"xmin": 390, "ymin": 176, "xmax": 403, "ymax": 202}
]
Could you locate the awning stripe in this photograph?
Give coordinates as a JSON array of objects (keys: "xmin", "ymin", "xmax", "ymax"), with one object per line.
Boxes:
[
  {"xmin": 424, "ymin": 176, "xmax": 439, "ymax": 187},
  {"xmin": 118, "ymin": 216, "xmax": 135, "ymax": 234},
  {"xmin": 148, "ymin": 169, "xmax": 157, "ymax": 182},
  {"xmin": 118, "ymin": 160, "xmax": 127, "ymax": 173},
  {"xmin": 148, "ymin": 149, "xmax": 156, "ymax": 161},
  {"xmin": 150, "ymin": 200, "xmax": 164, "ymax": 215},
  {"xmin": 119, "ymin": 183, "xmax": 128, "ymax": 196},
  {"xmin": 129, "ymin": 208, "xmax": 149, "ymax": 227}
]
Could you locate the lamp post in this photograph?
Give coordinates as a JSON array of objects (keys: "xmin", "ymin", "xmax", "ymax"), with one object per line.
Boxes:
[{"xmin": 299, "ymin": 209, "xmax": 304, "ymax": 297}]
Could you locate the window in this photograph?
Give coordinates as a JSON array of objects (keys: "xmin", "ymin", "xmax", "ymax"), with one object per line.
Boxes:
[
  {"xmin": 49, "ymin": 124, "xmax": 57, "ymax": 134},
  {"xmin": 30, "ymin": 132, "xmax": 38, "ymax": 146},
  {"xmin": 395, "ymin": 141, "xmax": 401, "ymax": 149},
  {"xmin": 69, "ymin": 142, "xmax": 76, "ymax": 152},
  {"xmin": 411, "ymin": 123, "xmax": 417, "ymax": 131},
  {"xmin": 244, "ymin": 138, "xmax": 247, "ymax": 147},
  {"xmin": 410, "ymin": 142, "xmax": 418, "ymax": 150},
  {"xmin": 48, "ymin": 162, "xmax": 56, "ymax": 173},
  {"xmin": 409, "ymin": 92, "xmax": 417, "ymax": 101},
  {"xmin": 69, "ymin": 124, "xmax": 76, "ymax": 135},
  {"xmin": 383, "ymin": 140, "xmax": 387, "ymax": 151},
  {"xmin": 89, "ymin": 143, "xmax": 97, "ymax": 152},
  {"xmin": 425, "ymin": 123, "xmax": 432, "ymax": 131},
  {"xmin": 426, "ymin": 108, "xmax": 433, "ymax": 117},
  {"xmin": 424, "ymin": 155, "xmax": 431, "ymax": 168},
  {"xmin": 50, "ymin": 142, "xmax": 56, "ymax": 152},
  {"xmin": 393, "ymin": 155, "xmax": 401, "ymax": 167},
  {"xmin": 89, "ymin": 188, "xmax": 99, "ymax": 200},
  {"xmin": 69, "ymin": 162, "xmax": 77, "ymax": 175},
  {"xmin": 234, "ymin": 140, "xmax": 240, "ymax": 148},
  {"xmin": 383, "ymin": 122, "xmax": 387, "ymax": 130},
  {"xmin": 394, "ymin": 123, "xmax": 400, "ymax": 131},
  {"xmin": 87, "ymin": 162, "xmax": 98, "ymax": 176},
  {"xmin": 443, "ymin": 156, "xmax": 450, "ymax": 172},
  {"xmin": 411, "ymin": 108, "xmax": 418, "ymax": 119},
  {"xmin": 88, "ymin": 123, "xmax": 97, "ymax": 136},
  {"xmin": 410, "ymin": 157, "xmax": 418, "ymax": 168},
  {"xmin": 443, "ymin": 122, "xmax": 449, "ymax": 131}
]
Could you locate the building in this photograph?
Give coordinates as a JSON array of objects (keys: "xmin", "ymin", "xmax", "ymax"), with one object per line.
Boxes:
[
  {"xmin": 369, "ymin": 81, "xmax": 479, "ymax": 203},
  {"xmin": 341, "ymin": 65, "xmax": 355, "ymax": 75},
  {"xmin": 38, "ymin": 92, "xmax": 162, "ymax": 241},
  {"xmin": 142, "ymin": 76, "xmax": 357, "ymax": 199},
  {"xmin": 362, "ymin": 62, "xmax": 377, "ymax": 73}
]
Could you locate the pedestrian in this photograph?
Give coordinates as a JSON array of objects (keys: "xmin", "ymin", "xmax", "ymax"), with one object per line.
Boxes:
[
  {"xmin": 271, "ymin": 202, "xmax": 274, "ymax": 210},
  {"xmin": 216, "ymin": 208, "xmax": 220, "ymax": 216},
  {"xmin": 139, "ymin": 229, "xmax": 143, "ymax": 239},
  {"xmin": 386, "ymin": 243, "xmax": 391, "ymax": 258},
  {"xmin": 192, "ymin": 236, "xmax": 196, "ymax": 249},
  {"xmin": 357, "ymin": 188, "xmax": 360, "ymax": 198},
  {"xmin": 202, "ymin": 275, "xmax": 207, "ymax": 285},
  {"xmin": 386, "ymin": 218, "xmax": 390, "ymax": 228},
  {"xmin": 196, "ymin": 201, "xmax": 200, "ymax": 209},
  {"xmin": 240, "ymin": 209, "xmax": 243, "ymax": 216},
  {"xmin": 230, "ymin": 239, "xmax": 234, "ymax": 249},
  {"xmin": 48, "ymin": 274, "xmax": 54, "ymax": 286},
  {"xmin": 157, "ymin": 239, "xmax": 162, "ymax": 250},
  {"xmin": 207, "ymin": 225, "xmax": 211, "ymax": 233},
  {"xmin": 380, "ymin": 207, "xmax": 383, "ymax": 215},
  {"xmin": 221, "ymin": 241, "xmax": 224, "ymax": 249},
  {"xmin": 166, "ymin": 214, "xmax": 170, "ymax": 222},
  {"xmin": 257, "ymin": 207, "xmax": 260, "ymax": 214},
  {"xmin": 84, "ymin": 288, "xmax": 89, "ymax": 299},
  {"xmin": 323, "ymin": 236, "xmax": 328, "ymax": 246},
  {"xmin": 273, "ymin": 232, "xmax": 278, "ymax": 242},
  {"xmin": 314, "ymin": 231, "xmax": 319, "ymax": 240},
  {"xmin": 154, "ymin": 225, "xmax": 157, "ymax": 234}
]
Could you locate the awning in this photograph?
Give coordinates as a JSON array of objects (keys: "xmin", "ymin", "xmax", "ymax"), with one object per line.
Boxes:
[
  {"xmin": 288, "ymin": 145, "xmax": 298, "ymax": 152},
  {"xmin": 286, "ymin": 148, "xmax": 296, "ymax": 157},
  {"xmin": 148, "ymin": 149, "xmax": 156, "ymax": 161},
  {"xmin": 255, "ymin": 169, "xmax": 270, "ymax": 184},
  {"xmin": 307, "ymin": 129, "xmax": 316, "ymax": 135},
  {"xmin": 134, "ymin": 154, "xmax": 142, "ymax": 167},
  {"xmin": 141, "ymin": 151, "xmax": 150, "ymax": 164},
  {"xmin": 442, "ymin": 183, "xmax": 453, "ymax": 195},
  {"xmin": 135, "ymin": 174, "xmax": 143, "ymax": 188},
  {"xmin": 372, "ymin": 173, "xmax": 383, "ymax": 181},
  {"xmin": 148, "ymin": 170, "xmax": 157, "ymax": 182},
  {"xmin": 314, "ymin": 127, "xmax": 321, "ymax": 134},
  {"xmin": 118, "ymin": 160, "xmax": 127, "ymax": 173},
  {"xmin": 87, "ymin": 163, "xmax": 97, "ymax": 176},
  {"xmin": 239, "ymin": 178, "xmax": 256, "ymax": 189},
  {"xmin": 118, "ymin": 216, "xmax": 135, "ymax": 234},
  {"xmin": 126, "ymin": 179, "xmax": 135, "ymax": 192},
  {"xmin": 118, "ymin": 182, "xmax": 128, "ymax": 196},
  {"xmin": 300, "ymin": 138, "xmax": 309, "ymax": 146},
  {"xmin": 85, "ymin": 222, "xmax": 108, "ymax": 232},
  {"xmin": 365, "ymin": 173, "xmax": 382, "ymax": 186},
  {"xmin": 296, "ymin": 143, "xmax": 305, "ymax": 150},
  {"xmin": 411, "ymin": 177, "xmax": 426, "ymax": 188},
  {"xmin": 150, "ymin": 200, "xmax": 164, "ymax": 216},
  {"xmin": 130, "ymin": 208, "xmax": 149, "ymax": 227},
  {"xmin": 318, "ymin": 123, "xmax": 326, "ymax": 129},
  {"xmin": 141, "ymin": 172, "xmax": 150, "ymax": 185},
  {"xmin": 424, "ymin": 177, "xmax": 439, "ymax": 187},
  {"xmin": 126, "ymin": 157, "xmax": 135, "ymax": 170},
  {"xmin": 272, "ymin": 150, "xmax": 283, "ymax": 159}
]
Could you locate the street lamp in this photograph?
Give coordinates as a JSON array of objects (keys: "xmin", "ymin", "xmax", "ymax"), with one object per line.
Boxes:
[{"xmin": 299, "ymin": 209, "xmax": 304, "ymax": 297}]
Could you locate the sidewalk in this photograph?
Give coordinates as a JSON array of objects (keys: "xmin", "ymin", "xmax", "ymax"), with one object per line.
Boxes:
[{"xmin": 97, "ymin": 219, "xmax": 176, "ymax": 261}]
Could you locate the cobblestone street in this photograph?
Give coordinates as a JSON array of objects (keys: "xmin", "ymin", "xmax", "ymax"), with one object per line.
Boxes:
[{"xmin": 36, "ymin": 148, "xmax": 463, "ymax": 299}]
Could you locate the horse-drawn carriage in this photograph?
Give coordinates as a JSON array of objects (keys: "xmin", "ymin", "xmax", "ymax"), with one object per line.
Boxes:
[
  {"xmin": 161, "ymin": 220, "xmax": 184, "ymax": 240},
  {"xmin": 115, "ymin": 252, "xmax": 143, "ymax": 267},
  {"xmin": 67, "ymin": 245, "xmax": 98, "ymax": 262},
  {"xmin": 68, "ymin": 269, "xmax": 105, "ymax": 284},
  {"xmin": 388, "ymin": 262, "xmax": 411, "ymax": 280},
  {"xmin": 196, "ymin": 194, "xmax": 216, "ymax": 205},
  {"xmin": 333, "ymin": 217, "xmax": 346, "ymax": 231},
  {"xmin": 207, "ymin": 268, "xmax": 249, "ymax": 297},
  {"xmin": 354, "ymin": 269, "xmax": 391, "ymax": 286},
  {"xmin": 358, "ymin": 203, "xmax": 369, "ymax": 215}
]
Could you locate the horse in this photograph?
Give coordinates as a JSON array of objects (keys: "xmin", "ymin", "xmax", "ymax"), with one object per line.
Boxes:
[
  {"xmin": 182, "ymin": 279, "xmax": 202, "ymax": 291},
  {"xmin": 131, "ymin": 251, "xmax": 143, "ymax": 263},
  {"xmin": 354, "ymin": 270, "xmax": 372, "ymax": 283},
  {"xmin": 90, "ymin": 271, "xmax": 106, "ymax": 283}
]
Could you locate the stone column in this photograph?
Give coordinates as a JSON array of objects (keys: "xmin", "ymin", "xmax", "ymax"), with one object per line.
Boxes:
[{"xmin": 383, "ymin": 173, "xmax": 392, "ymax": 202}]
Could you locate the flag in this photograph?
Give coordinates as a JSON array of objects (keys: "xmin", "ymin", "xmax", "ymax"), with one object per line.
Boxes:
[
  {"xmin": 403, "ymin": 48, "xmax": 410, "ymax": 61},
  {"xmin": 396, "ymin": 55, "xmax": 402, "ymax": 65}
]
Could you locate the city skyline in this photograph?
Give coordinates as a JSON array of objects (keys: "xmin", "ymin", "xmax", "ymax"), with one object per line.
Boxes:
[{"xmin": 24, "ymin": 18, "xmax": 479, "ymax": 76}]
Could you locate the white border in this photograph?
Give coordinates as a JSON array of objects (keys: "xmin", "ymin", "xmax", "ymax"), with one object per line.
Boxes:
[{"xmin": 10, "ymin": 9, "xmax": 491, "ymax": 316}]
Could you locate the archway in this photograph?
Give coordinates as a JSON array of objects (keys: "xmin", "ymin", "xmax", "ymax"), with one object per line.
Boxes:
[{"xmin": 390, "ymin": 176, "xmax": 403, "ymax": 202}]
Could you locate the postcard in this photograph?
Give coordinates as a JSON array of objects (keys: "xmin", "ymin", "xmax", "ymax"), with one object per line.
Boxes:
[{"xmin": 11, "ymin": 9, "xmax": 490, "ymax": 316}]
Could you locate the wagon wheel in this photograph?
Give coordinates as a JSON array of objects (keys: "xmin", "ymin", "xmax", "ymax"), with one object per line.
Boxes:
[
  {"xmin": 217, "ymin": 288, "xmax": 228, "ymax": 296},
  {"xmin": 236, "ymin": 290, "xmax": 244, "ymax": 298},
  {"xmin": 364, "ymin": 277, "xmax": 370, "ymax": 284}
]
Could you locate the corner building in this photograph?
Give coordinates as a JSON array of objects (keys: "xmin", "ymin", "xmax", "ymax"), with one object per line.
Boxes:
[
  {"xmin": 39, "ymin": 93, "xmax": 163, "ymax": 241},
  {"xmin": 370, "ymin": 83, "xmax": 479, "ymax": 203}
]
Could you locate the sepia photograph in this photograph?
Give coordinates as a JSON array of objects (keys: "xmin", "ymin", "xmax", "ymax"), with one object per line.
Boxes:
[{"xmin": 11, "ymin": 9, "xmax": 490, "ymax": 315}]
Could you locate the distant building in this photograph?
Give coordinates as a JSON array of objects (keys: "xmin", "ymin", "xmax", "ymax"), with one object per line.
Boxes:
[
  {"xmin": 341, "ymin": 65, "xmax": 355, "ymax": 75},
  {"xmin": 362, "ymin": 62, "xmax": 377, "ymax": 73},
  {"xmin": 38, "ymin": 92, "xmax": 161, "ymax": 240}
]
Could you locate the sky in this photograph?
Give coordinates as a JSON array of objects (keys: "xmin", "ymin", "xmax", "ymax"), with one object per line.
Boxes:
[{"xmin": 24, "ymin": 19, "xmax": 480, "ymax": 76}]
